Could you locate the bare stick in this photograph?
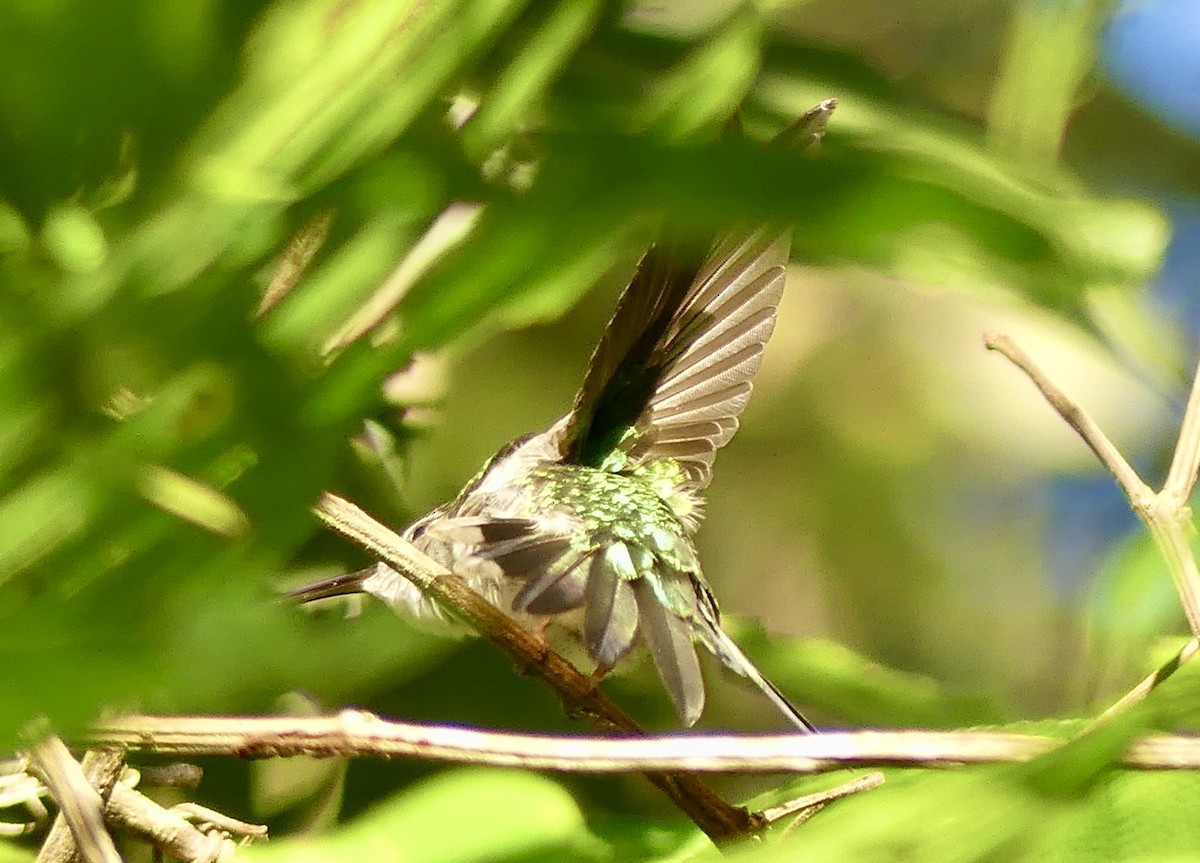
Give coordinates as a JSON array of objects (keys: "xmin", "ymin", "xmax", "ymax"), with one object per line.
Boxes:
[
  {"xmin": 170, "ymin": 803, "xmax": 268, "ymax": 841},
  {"xmin": 983, "ymin": 333, "xmax": 1149, "ymax": 504},
  {"xmin": 311, "ymin": 492, "xmax": 759, "ymax": 843},
  {"xmin": 27, "ymin": 737, "xmax": 121, "ymax": 863},
  {"xmin": 89, "ymin": 713, "xmax": 1200, "ymax": 773},
  {"xmin": 985, "ymin": 332, "xmax": 1200, "ymax": 693}
]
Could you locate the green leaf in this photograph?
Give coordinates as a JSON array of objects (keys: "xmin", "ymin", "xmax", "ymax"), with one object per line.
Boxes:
[
  {"xmin": 246, "ymin": 769, "xmax": 601, "ymax": 863},
  {"xmin": 39, "ymin": 203, "xmax": 108, "ymax": 274},
  {"xmin": 742, "ymin": 759, "xmax": 1200, "ymax": 863},
  {"xmin": 753, "ymin": 70, "xmax": 1169, "ymax": 314}
]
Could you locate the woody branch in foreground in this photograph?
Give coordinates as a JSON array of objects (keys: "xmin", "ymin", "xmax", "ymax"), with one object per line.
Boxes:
[
  {"xmin": 984, "ymin": 333, "xmax": 1200, "ymax": 718},
  {"xmin": 89, "ymin": 712, "xmax": 1200, "ymax": 772},
  {"xmin": 311, "ymin": 492, "xmax": 759, "ymax": 843}
]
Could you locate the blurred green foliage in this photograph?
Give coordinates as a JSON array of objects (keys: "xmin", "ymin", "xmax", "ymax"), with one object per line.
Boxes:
[{"xmin": 1, "ymin": 0, "xmax": 1197, "ymax": 860}]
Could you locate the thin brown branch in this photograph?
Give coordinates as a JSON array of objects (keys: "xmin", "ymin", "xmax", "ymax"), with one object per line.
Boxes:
[
  {"xmin": 27, "ymin": 737, "xmax": 121, "ymax": 863},
  {"xmin": 311, "ymin": 492, "xmax": 758, "ymax": 843},
  {"xmin": 90, "ymin": 713, "xmax": 1200, "ymax": 773},
  {"xmin": 36, "ymin": 749, "xmax": 124, "ymax": 863}
]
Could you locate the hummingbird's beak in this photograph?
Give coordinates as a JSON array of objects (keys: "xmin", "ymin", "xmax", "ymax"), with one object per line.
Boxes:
[{"xmin": 286, "ymin": 568, "xmax": 372, "ymax": 604}]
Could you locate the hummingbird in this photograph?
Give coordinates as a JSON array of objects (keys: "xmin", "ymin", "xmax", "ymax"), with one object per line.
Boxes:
[{"xmin": 293, "ymin": 104, "xmax": 835, "ymax": 731}]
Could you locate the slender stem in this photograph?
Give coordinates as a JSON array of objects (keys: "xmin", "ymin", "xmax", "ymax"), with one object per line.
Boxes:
[
  {"xmin": 105, "ymin": 785, "xmax": 236, "ymax": 862},
  {"xmin": 33, "ymin": 748, "xmax": 122, "ymax": 863},
  {"xmin": 90, "ymin": 713, "xmax": 1200, "ymax": 772},
  {"xmin": 1146, "ymin": 515, "xmax": 1200, "ymax": 638},
  {"xmin": 1163, "ymin": 351, "xmax": 1200, "ymax": 503},
  {"xmin": 983, "ymin": 333, "xmax": 1150, "ymax": 505},
  {"xmin": 1090, "ymin": 638, "xmax": 1200, "ymax": 727},
  {"xmin": 759, "ymin": 771, "xmax": 885, "ymax": 826},
  {"xmin": 312, "ymin": 493, "xmax": 759, "ymax": 843}
]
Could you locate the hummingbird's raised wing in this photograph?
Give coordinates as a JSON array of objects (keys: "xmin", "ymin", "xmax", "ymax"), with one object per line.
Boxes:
[
  {"xmin": 560, "ymin": 226, "xmax": 790, "ymax": 490},
  {"xmin": 559, "ymin": 99, "xmax": 836, "ymax": 488},
  {"xmin": 559, "ymin": 237, "xmax": 708, "ymax": 470}
]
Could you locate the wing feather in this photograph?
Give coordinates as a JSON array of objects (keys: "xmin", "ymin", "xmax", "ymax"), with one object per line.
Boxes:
[{"xmin": 547, "ymin": 106, "xmax": 836, "ymax": 484}]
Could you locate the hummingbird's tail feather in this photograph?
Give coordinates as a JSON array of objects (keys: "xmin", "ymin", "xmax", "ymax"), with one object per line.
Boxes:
[
  {"xmin": 286, "ymin": 567, "xmax": 374, "ymax": 603},
  {"xmin": 632, "ymin": 579, "xmax": 706, "ymax": 726},
  {"xmin": 584, "ymin": 548, "xmax": 641, "ymax": 667},
  {"xmin": 703, "ymin": 624, "xmax": 817, "ymax": 733}
]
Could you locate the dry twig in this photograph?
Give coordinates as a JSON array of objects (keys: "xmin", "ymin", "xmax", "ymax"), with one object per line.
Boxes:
[
  {"xmin": 985, "ymin": 333, "xmax": 1200, "ymax": 711},
  {"xmin": 16, "ymin": 736, "xmax": 265, "ymax": 863},
  {"xmin": 104, "ymin": 784, "xmax": 236, "ymax": 862}
]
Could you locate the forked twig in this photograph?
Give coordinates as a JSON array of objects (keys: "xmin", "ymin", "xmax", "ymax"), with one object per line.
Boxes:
[{"xmin": 985, "ymin": 332, "xmax": 1200, "ymax": 713}]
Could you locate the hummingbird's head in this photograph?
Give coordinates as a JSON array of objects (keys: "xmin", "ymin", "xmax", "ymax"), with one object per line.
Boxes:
[{"xmin": 461, "ymin": 426, "xmax": 565, "ymax": 499}]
